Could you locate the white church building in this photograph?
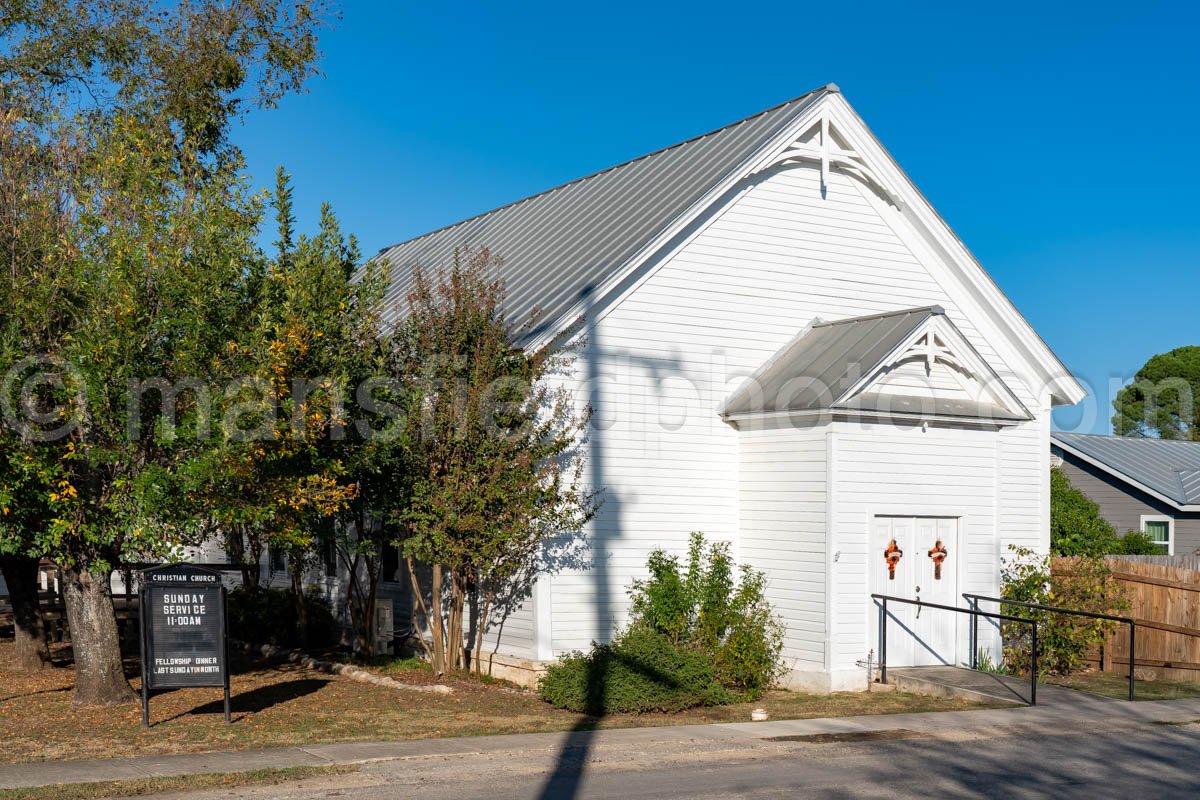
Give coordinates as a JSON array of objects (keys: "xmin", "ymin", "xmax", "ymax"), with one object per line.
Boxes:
[{"xmin": 375, "ymin": 84, "xmax": 1084, "ymax": 691}]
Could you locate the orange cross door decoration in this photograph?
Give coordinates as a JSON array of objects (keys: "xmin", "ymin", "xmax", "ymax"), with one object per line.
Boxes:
[
  {"xmin": 928, "ymin": 539, "xmax": 948, "ymax": 580},
  {"xmin": 884, "ymin": 539, "xmax": 903, "ymax": 580}
]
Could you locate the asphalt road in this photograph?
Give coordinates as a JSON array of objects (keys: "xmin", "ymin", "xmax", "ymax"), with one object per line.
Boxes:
[{"xmin": 145, "ymin": 722, "xmax": 1200, "ymax": 800}]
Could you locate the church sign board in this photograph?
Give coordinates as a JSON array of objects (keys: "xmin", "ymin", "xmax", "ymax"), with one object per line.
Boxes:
[{"xmin": 138, "ymin": 564, "xmax": 230, "ymax": 726}]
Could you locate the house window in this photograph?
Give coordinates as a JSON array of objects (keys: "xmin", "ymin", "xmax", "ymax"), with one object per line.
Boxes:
[
  {"xmin": 381, "ymin": 545, "xmax": 401, "ymax": 585},
  {"xmin": 270, "ymin": 547, "xmax": 287, "ymax": 573},
  {"xmin": 1141, "ymin": 516, "xmax": 1173, "ymax": 555},
  {"xmin": 323, "ymin": 539, "xmax": 338, "ymax": 578}
]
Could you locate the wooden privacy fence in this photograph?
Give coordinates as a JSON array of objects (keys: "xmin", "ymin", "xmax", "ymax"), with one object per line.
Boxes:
[{"xmin": 1094, "ymin": 556, "xmax": 1200, "ymax": 681}]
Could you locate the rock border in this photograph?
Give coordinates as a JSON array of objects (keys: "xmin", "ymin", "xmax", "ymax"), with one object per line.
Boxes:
[{"xmin": 231, "ymin": 639, "xmax": 453, "ymax": 695}]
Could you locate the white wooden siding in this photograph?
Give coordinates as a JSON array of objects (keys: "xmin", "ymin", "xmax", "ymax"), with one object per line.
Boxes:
[
  {"xmin": 828, "ymin": 422, "xmax": 1001, "ymax": 671},
  {"xmin": 871, "ymin": 358, "xmax": 974, "ymax": 399},
  {"xmin": 998, "ymin": 414, "xmax": 1051, "ymax": 555},
  {"xmin": 479, "ymin": 597, "xmax": 536, "ymax": 659},
  {"xmin": 525, "ymin": 161, "xmax": 1048, "ymax": 663},
  {"xmin": 737, "ymin": 424, "xmax": 828, "ymax": 669}
]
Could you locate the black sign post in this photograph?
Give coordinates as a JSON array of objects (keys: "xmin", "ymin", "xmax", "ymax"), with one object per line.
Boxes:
[{"xmin": 138, "ymin": 564, "xmax": 230, "ymax": 727}]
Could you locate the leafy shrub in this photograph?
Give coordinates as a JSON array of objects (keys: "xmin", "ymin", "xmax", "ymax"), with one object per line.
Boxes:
[
  {"xmin": 227, "ymin": 586, "xmax": 338, "ymax": 649},
  {"xmin": 1000, "ymin": 546, "xmax": 1128, "ymax": 676},
  {"xmin": 1050, "ymin": 468, "xmax": 1119, "ymax": 556},
  {"xmin": 628, "ymin": 532, "xmax": 785, "ymax": 695},
  {"xmin": 537, "ymin": 626, "xmax": 730, "ymax": 714},
  {"xmin": 1112, "ymin": 530, "xmax": 1160, "ymax": 555},
  {"xmin": 1050, "ymin": 469, "xmax": 1161, "ymax": 556},
  {"xmin": 539, "ymin": 532, "xmax": 785, "ymax": 714}
]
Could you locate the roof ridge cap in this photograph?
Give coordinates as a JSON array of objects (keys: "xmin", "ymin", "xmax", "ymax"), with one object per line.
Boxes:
[{"xmin": 812, "ymin": 305, "xmax": 943, "ymax": 329}]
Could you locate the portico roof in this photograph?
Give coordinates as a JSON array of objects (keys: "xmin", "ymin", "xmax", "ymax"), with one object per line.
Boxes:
[{"xmin": 720, "ymin": 306, "xmax": 1031, "ymax": 425}]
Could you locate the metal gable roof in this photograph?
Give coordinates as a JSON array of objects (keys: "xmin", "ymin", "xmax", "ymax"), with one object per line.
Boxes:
[
  {"xmin": 721, "ymin": 307, "xmax": 935, "ymax": 417},
  {"xmin": 1052, "ymin": 432, "xmax": 1200, "ymax": 509},
  {"xmin": 719, "ymin": 306, "xmax": 1029, "ymax": 422},
  {"xmin": 373, "ymin": 86, "xmax": 831, "ymax": 342},
  {"xmin": 1180, "ymin": 471, "xmax": 1200, "ymax": 505}
]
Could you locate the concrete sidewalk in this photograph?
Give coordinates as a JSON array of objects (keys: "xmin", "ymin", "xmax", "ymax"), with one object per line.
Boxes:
[{"xmin": 3, "ymin": 695, "xmax": 1200, "ymax": 790}]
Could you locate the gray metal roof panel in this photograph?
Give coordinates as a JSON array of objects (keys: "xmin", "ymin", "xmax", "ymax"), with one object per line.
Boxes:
[
  {"xmin": 722, "ymin": 307, "xmax": 937, "ymax": 416},
  {"xmin": 1179, "ymin": 470, "xmax": 1200, "ymax": 504},
  {"xmin": 372, "ymin": 87, "xmax": 831, "ymax": 341},
  {"xmin": 1052, "ymin": 432, "xmax": 1200, "ymax": 506}
]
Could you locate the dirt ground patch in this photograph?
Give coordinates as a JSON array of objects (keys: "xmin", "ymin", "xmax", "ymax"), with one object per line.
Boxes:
[{"xmin": 0, "ymin": 641, "xmax": 994, "ymax": 765}]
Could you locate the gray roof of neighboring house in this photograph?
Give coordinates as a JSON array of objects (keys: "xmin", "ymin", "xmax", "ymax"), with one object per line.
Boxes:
[
  {"xmin": 373, "ymin": 86, "xmax": 831, "ymax": 342},
  {"xmin": 1052, "ymin": 432, "xmax": 1200, "ymax": 508},
  {"xmin": 720, "ymin": 305, "xmax": 1028, "ymax": 422}
]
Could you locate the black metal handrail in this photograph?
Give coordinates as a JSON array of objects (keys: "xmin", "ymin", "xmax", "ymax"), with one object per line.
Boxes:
[
  {"xmin": 963, "ymin": 593, "xmax": 1137, "ymax": 701},
  {"xmin": 871, "ymin": 593, "xmax": 1039, "ymax": 705}
]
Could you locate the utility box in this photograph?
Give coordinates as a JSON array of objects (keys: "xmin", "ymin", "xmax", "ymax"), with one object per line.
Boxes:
[{"xmin": 374, "ymin": 603, "xmax": 394, "ymax": 656}]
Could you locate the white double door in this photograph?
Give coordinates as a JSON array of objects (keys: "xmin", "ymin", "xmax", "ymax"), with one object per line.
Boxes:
[{"xmin": 871, "ymin": 516, "xmax": 959, "ymax": 667}]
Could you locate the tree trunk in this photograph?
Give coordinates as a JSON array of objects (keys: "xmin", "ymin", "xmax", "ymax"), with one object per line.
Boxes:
[
  {"xmin": 340, "ymin": 513, "xmax": 381, "ymax": 658},
  {"xmin": 473, "ymin": 589, "xmax": 493, "ymax": 678},
  {"xmin": 227, "ymin": 524, "xmax": 261, "ymax": 590},
  {"xmin": 61, "ymin": 566, "xmax": 134, "ymax": 706},
  {"xmin": 0, "ymin": 554, "xmax": 51, "ymax": 671},
  {"xmin": 245, "ymin": 530, "xmax": 264, "ymax": 590},
  {"xmin": 430, "ymin": 563, "xmax": 446, "ymax": 674},
  {"xmin": 289, "ymin": 557, "xmax": 309, "ymax": 650},
  {"xmin": 348, "ymin": 554, "xmax": 379, "ymax": 658},
  {"xmin": 355, "ymin": 586, "xmax": 377, "ymax": 657},
  {"xmin": 405, "ymin": 557, "xmax": 433, "ymax": 662},
  {"xmin": 449, "ymin": 578, "xmax": 465, "ymax": 671},
  {"xmin": 225, "ymin": 525, "xmax": 246, "ymax": 584}
]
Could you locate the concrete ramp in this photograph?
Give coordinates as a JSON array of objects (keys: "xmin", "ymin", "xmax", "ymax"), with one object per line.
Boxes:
[{"xmin": 889, "ymin": 666, "xmax": 1119, "ymax": 708}]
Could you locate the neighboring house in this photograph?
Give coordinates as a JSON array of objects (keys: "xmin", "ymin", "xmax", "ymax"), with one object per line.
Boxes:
[
  {"xmin": 100, "ymin": 537, "xmax": 414, "ymax": 653},
  {"xmin": 1051, "ymin": 432, "xmax": 1200, "ymax": 556},
  {"xmin": 370, "ymin": 83, "xmax": 1084, "ymax": 691}
]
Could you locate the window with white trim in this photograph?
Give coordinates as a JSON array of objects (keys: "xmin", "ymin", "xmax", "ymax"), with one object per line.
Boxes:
[{"xmin": 1140, "ymin": 515, "xmax": 1173, "ymax": 555}]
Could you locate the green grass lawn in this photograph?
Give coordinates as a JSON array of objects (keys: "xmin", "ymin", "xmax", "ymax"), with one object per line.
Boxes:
[{"xmin": 1047, "ymin": 671, "xmax": 1200, "ymax": 701}]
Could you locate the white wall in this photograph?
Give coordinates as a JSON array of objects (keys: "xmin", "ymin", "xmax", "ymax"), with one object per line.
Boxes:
[
  {"xmin": 520, "ymin": 160, "xmax": 1049, "ymax": 672},
  {"xmin": 478, "ymin": 590, "xmax": 536, "ymax": 661},
  {"xmin": 737, "ymin": 422, "xmax": 829, "ymax": 675},
  {"xmin": 828, "ymin": 421, "xmax": 1003, "ymax": 685}
]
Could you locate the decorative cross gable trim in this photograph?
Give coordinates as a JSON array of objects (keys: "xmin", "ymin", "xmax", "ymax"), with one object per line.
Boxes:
[
  {"xmin": 756, "ymin": 104, "xmax": 904, "ymax": 209},
  {"xmin": 833, "ymin": 311, "xmax": 1032, "ymax": 423},
  {"xmin": 522, "ymin": 90, "xmax": 1083, "ymax": 409}
]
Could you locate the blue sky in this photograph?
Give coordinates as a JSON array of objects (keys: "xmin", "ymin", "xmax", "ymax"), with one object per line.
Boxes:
[{"xmin": 236, "ymin": 1, "xmax": 1199, "ymax": 433}]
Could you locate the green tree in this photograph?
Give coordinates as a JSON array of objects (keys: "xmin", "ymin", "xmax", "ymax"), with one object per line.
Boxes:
[
  {"xmin": 193, "ymin": 167, "xmax": 387, "ymax": 649},
  {"xmin": 392, "ymin": 248, "xmax": 598, "ymax": 675},
  {"xmin": 0, "ymin": 103, "xmax": 75, "ymax": 672},
  {"xmin": 0, "ymin": 443, "xmax": 56, "ymax": 671},
  {"xmin": 1112, "ymin": 530, "xmax": 1160, "ymax": 555},
  {"xmin": 1050, "ymin": 467, "xmax": 1120, "ymax": 556},
  {"xmin": 23, "ymin": 115, "xmax": 262, "ymax": 705},
  {"xmin": 0, "ymin": 0, "xmax": 328, "ymax": 705},
  {"xmin": 1112, "ymin": 346, "xmax": 1200, "ymax": 440},
  {"xmin": 328, "ymin": 403, "xmax": 406, "ymax": 657},
  {"xmin": 1050, "ymin": 468, "xmax": 1164, "ymax": 556}
]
